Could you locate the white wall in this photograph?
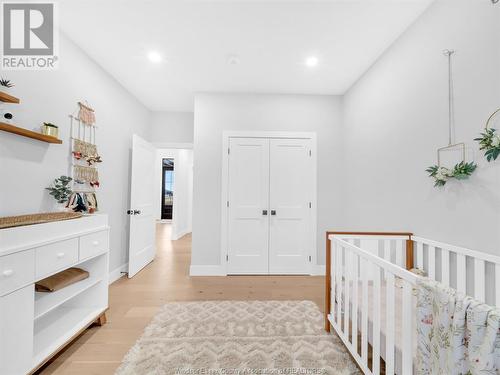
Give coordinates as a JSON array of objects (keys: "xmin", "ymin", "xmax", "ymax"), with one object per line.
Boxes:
[
  {"xmin": 155, "ymin": 149, "xmax": 193, "ymax": 239},
  {"xmin": 150, "ymin": 111, "xmax": 194, "ymax": 144},
  {"xmin": 0, "ymin": 34, "xmax": 151, "ymax": 273},
  {"xmin": 192, "ymin": 93, "xmax": 343, "ymax": 269},
  {"xmin": 342, "ymin": 0, "xmax": 500, "ymax": 254}
]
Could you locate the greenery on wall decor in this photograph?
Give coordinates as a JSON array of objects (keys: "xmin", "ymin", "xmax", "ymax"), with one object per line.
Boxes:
[
  {"xmin": 475, "ymin": 108, "xmax": 500, "ymax": 162},
  {"xmin": 46, "ymin": 176, "xmax": 73, "ymax": 203},
  {"xmin": 426, "ymin": 161, "xmax": 477, "ymax": 187}
]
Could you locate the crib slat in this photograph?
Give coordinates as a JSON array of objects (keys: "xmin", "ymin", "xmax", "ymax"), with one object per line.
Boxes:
[
  {"xmin": 457, "ymin": 253, "xmax": 466, "ymax": 294},
  {"xmin": 361, "ymin": 258, "xmax": 368, "ymax": 365},
  {"xmin": 475, "ymin": 258, "xmax": 485, "ymax": 302},
  {"xmin": 428, "ymin": 245, "xmax": 436, "ymax": 280},
  {"xmin": 336, "ymin": 244, "xmax": 342, "ymax": 327},
  {"xmin": 496, "ymin": 264, "xmax": 500, "ymax": 306},
  {"xmin": 442, "ymin": 248, "xmax": 450, "ymax": 286},
  {"xmin": 352, "ymin": 253, "xmax": 359, "ymax": 355},
  {"xmin": 395, "ymin": 240, "xmax": 403, "ymax": 268},
  {"xmin": 383, "ymin": 240, "xmax": 391, "ymax": 263},
  {"xmin": 402, "ymin": 280, "xmax": 413, "ymax": 374},
  {"xmin": 344, "ymin": 250, "xmax": 351, "ymax": 338},
  {"xmin": 372, "ymin": 263, "xmax": 381, "ymax": 375},
  {"xmin": 416, "ymin": 241, "xmax": 423, "ymax": 270},
  {"xmin": 385, "ymin": 273, "xmax": 395, "ymax": 375}
]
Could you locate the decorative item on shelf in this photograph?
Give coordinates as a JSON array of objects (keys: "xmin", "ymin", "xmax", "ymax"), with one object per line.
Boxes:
[
  {"xmin": 78, "ymin": 101, "xmax": 96, "ymax": 125},
  {"xmin": 0, "ymin": 78, "xmax": 14, "ymax": 93},
  {"xmin": 41, "ymin": 122, "xmax": 59, "ymax": 138},
  {"xmin": 474, "ymin": 108, "xmax": 500, "ymax": 162},
  {"xmin": 46, "ymin": 176, "xmax": 73, "ymax": 211},
  {"xmin": 35, "ymin": 267, "xmax": 89, "ymax": 293},
  {"xmin": 426, "ymin": 50, "xmax": 477, "ymax": 187},
  {"xmin": 0, "ymin": 106, "xmax": 14, "ymax": 124}
]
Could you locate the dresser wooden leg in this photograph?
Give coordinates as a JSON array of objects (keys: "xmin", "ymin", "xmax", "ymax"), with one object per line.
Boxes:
[{"xmin": 95, "ymin": 312, "xmax": 107, "ymax": 326}]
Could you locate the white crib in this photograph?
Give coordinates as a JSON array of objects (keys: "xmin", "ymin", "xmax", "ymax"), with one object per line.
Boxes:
[{"xmin": 324, "ymin": 231, "xmax": 500, "ymax": 375}]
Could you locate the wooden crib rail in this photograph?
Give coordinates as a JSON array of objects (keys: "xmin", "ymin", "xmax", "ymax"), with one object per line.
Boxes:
[{"xmin": 324, "ymin": 231, "xmax": 413, "ymax": 332}]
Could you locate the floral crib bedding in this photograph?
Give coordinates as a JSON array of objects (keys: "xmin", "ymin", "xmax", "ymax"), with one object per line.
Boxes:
[{"xmin": 416, "ymin": 278, "xmax": 500, "ymax": 375}]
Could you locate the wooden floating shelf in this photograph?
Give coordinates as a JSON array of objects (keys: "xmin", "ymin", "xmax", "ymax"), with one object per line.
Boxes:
[
  {"xmin": 0, "ymin": 122, "xmax": 62, "ymax": 144},
  {"xmin": 0, "ymin": 91, "xmax": 20, "ymax": 104}
]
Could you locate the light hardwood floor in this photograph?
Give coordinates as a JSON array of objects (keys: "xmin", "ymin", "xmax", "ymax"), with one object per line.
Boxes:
[{"xmin": 38, "ymin": 223, "xmax": 325, "ymax": 374}]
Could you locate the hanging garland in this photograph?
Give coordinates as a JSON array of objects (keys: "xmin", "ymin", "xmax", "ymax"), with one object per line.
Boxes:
[
  {"xmin": 426, "ymin": 162, "xmax": 477, "ymax": 187},
  {"xmin": 474, "ymin": 108, "xmax": 500, "ymax": 162}
]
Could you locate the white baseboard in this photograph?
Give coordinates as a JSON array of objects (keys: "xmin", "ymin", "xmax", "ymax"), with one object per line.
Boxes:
[
  {"xmin": 189, "ymin": 265, "xmax": 226, "ymax": 276},
  {"xmin": 311, "ymin": 265, "xmax": 326, "ymax": 276},
  {"xmin": 109, "ymin": 263, "xmax": 128, "ymax": 284},
  {"xmin": 172, "ymin": 228, "xmax": 191, "ymax": 241}
]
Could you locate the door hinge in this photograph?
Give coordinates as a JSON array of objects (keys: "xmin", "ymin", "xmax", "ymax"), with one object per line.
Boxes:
[
  {"xmin": 308, "ymin": 255, "xmax": 312, "ymax": 262},
  {"xmin": 228, "ymin": 148, "xmax": 230, "ymax": 155},
  {"xmin": 226, "ymin": 254, "xmax": 229, "ymax": 262},
  {"xmin": 309, "ymin": 202, "xmax": 312, "ymax": 208},
  {"xmin": 227, "ymin": 201, "xmax": 229, "ymax": 207},
  {"xmin": 309, "ymin": 150, "xmax": 312, "ymax": 157}
]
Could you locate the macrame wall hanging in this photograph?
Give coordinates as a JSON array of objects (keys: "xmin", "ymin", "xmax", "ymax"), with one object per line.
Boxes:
[
  {"xmin": 68, "ymin": 101, "xmax": 102, "ymax": 213},
  {"xmin": 426, "ymin": 50, "xmax": 477, "ymax": 187}
]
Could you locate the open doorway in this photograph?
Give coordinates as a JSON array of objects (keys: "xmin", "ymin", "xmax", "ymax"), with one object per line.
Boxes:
[
  {"xmin": 161, "ymin": 158, "xmax": 174, "ymax": 220},
  {"xmin": 155, "ymin": 148, "xmax": 193, "ymax": 241}
]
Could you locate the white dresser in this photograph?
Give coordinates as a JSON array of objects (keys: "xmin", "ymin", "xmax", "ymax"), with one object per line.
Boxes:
[{"xmin": 0, "ymin": 214, "xmax": 110, "ymax": 375}]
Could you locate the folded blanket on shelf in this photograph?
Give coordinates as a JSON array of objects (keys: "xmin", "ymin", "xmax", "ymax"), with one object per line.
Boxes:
[{"xmin": 35, "ymin": 267, "xmax": 89, "ymax": 293}]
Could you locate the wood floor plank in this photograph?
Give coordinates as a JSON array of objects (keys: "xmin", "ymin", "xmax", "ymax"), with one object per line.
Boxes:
[{"xmin": 37, "ymin": 224, "xmax": 324, "ymax": 374}]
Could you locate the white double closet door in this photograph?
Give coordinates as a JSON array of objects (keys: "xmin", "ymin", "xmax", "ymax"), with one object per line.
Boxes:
[{"xmin": 227, "ymin": 137, "xmax": 313, "ymax": 275}]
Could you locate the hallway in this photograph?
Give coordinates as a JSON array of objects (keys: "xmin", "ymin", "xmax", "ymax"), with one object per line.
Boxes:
[{"xmin": 39, "ymin": 224, "xmax": 324, "ymax": 374}]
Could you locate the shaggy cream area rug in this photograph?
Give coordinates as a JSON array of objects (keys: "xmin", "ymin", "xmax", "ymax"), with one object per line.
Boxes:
[{"xmin": 116, "ymin": 300, "xmax": 360, "ymax": 375}]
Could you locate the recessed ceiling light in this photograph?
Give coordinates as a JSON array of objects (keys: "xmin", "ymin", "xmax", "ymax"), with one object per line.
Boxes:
[
  {"xmin": 227, "ymin": 55, "xmax": 241, "ymax": 65},
  {"xmin": 305, "ymin": 56, "xmax": 319, "ymax": 67},
  {"xmin": 148, "ymin": 51, "xmax": 162, "ymax": 63}
]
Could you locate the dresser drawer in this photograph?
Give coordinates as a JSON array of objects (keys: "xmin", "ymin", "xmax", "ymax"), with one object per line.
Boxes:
[
  {"xmin": 0, "ymin": 250, "xmax": 35, "ymax": 296},
  {"xmin": 79, "ymin": 230, "xmax": 108, "ymax": 260},
  {"xmin": 35, "ymin": 238, "xmax": 79, "ymax": 278}
]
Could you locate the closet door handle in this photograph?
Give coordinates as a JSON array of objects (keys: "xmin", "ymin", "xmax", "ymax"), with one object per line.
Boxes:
[
  {"xmin": 2, "ymin": 269, "xmax": 14, "ymax": 277},
  {"xmin": 57, "ymin": 252, "xmax": 65, "ymax": 259},
  {"xmin": 271, "ymin": 210, "xmax": 276, "ymax": 216},
  {"xmin": 262, "ymin": 210, "xmax": 268, "ymax": 216}
]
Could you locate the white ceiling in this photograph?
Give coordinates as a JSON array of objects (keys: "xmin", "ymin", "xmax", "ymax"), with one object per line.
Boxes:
[{"xmin": 59, "ymin": 0, "xmax": 433, "ymax": 112}]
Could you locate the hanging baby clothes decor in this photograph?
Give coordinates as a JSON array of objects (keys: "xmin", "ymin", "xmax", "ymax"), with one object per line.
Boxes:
[
  {"xmin": 426, "ymin": 50, "xmax": 477, "ymax": 187},
  {"xmin": 69, "ymin": 101, "xmax": 102, "ymax": 214},
  {"xmin": 78, "ymin": 101, "xmax": 96, "ymax": 125}
]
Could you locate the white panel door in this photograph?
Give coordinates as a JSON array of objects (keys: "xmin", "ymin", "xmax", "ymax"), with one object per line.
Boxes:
[
  {"xmin": 269, "ymin": 138, "xmax": 312, "ymax": 274},
  {"xmin": 128, "ymin": 135, "xmax": 156, "ymax": 278},
  {"xmin": 227, "ymin": 138, "xmax": 270, "ymax": 274}
]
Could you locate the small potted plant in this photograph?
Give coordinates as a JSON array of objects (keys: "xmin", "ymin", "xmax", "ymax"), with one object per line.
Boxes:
[
  {"xmin": 46, "ymin": 176, "xmax": 73, "ymax": 211},
  {"xmin": 0, "ymin": 78, "xmax": 14, "ymax": 93}
]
